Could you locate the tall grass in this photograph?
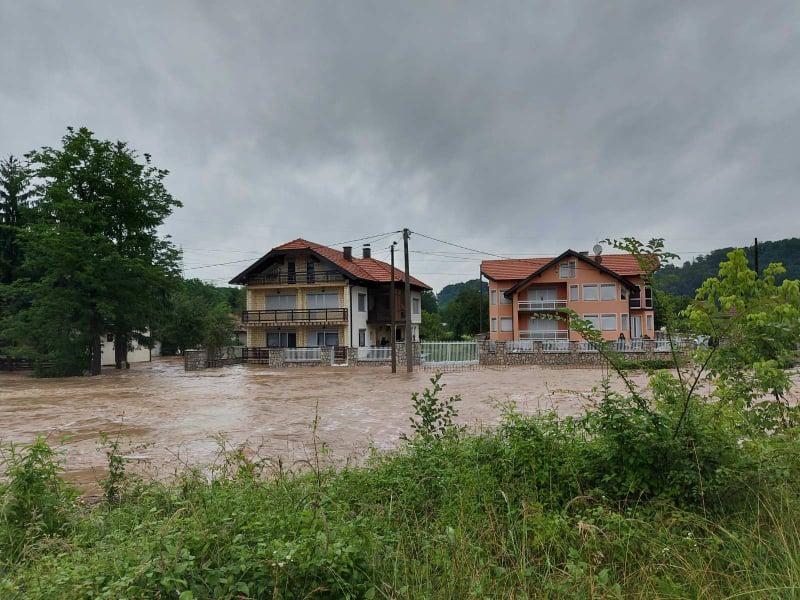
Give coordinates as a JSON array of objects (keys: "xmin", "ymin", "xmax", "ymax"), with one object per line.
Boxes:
[{"xmin": 2, "ymin": 391, "xmax": 800, "ymax": 599}]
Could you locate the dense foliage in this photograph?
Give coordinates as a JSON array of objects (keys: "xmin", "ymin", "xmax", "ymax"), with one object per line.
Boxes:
[
  {"xmin": 436, "ymin": 278, "xmax": 487, "ymax": 310},
  {"xmin": 657, "ymin": 237, "xmax": 800, "ymax": 296},
  {"xmin": 0, "ymin": 128, "xmax": 182, "ymax": 376}
]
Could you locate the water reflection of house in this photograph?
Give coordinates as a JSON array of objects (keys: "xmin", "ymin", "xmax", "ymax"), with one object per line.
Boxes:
[{"xmin": 229, "ymin": 239, "xmax": 431, "ymax": 349}]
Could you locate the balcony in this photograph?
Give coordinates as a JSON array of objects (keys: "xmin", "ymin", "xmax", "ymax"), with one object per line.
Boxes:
[
  {"xmin": 628, "ymin": 297, "xmax": 653, "ymax": 310},
  {"xmin": 242, "ymin": 308, "xmax": 348, "ymax": 324},
  {"xmin": 245, "ymin": 271, "xmax": 345, "ymax": 285},
  {"xmin": 517, "ymin": 300, "xmax": 567, "ymax": 311},
  {"xmin": 518, "ymin": 330, "xmax": 569, "ymax": 340}
]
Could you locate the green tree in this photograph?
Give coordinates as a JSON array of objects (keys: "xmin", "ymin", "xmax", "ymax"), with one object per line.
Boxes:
[
  {"xmin": 441, "ymin": 286, "xmax": 488, "ymax": 339},
  {"xmin": 420, "ymin": 309, "xmax": 449, "ymax": 340},
  {"xmin": 2, "ymin": 127, "xmax": 181, "ymax": 376},
  {"xmin": 0, "ymin": 155, "xmax": 34, "ymax": 284},
  {"xmin": 420, "ymin": 290, "xmax": 438, "ymax": 313}
]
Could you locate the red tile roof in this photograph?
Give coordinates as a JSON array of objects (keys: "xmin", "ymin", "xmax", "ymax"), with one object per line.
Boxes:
[
  {"xmin": 481, "ymin": 252, "xmax": 645, "ymax": 281},
  {"xmin": 248, "ymin": 238, "xmax": 431, "ymax": 289}
]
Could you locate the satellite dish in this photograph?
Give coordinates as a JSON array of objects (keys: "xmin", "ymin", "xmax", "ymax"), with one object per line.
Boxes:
[{"xmin": 593, "ymin": 243, "xmax": 603, "ymax": 255}]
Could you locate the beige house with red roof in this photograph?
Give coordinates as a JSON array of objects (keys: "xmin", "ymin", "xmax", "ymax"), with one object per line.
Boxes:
[
  {"xmin": 229, "ymin": 239, "xmax": 431, "ymax": 349},
  {"xmin": 481, "ymin": 250, "xmax": 655, "ymax": 343}
]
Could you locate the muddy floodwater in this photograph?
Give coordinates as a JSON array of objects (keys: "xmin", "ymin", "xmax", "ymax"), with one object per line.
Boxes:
[{"xmin": 1, "ymin": 359, "xmax": 650, "ymax": 491}]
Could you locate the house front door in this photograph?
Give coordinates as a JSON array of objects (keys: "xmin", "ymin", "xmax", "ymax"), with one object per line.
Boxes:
[{"xmin": 631, "ymin": 316, "xmax": 642, "ymax": 338}]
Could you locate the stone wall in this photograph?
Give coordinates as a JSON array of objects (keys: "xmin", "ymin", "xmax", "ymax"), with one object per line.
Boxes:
[{"xmin": 480, "ymin": 341, "xmax": 678, "ymax": 367}]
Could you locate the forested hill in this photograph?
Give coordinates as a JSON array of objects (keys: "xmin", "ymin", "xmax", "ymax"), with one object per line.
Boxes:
[
  {"xmin": 657, "ymin": 237, "xmax": 800, "ymax": 297},
  {"xmin": 437, "ymin": 278, "xmax": 488, "ymax": 309}
]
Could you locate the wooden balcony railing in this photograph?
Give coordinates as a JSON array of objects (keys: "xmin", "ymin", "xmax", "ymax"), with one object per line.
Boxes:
[
  {"xmin": 242, "ymin": 308, "xmax": 348, "ymax": 323},
  {"xmin": 245, "ymin": 271, "xmax": 345, "ymax": 285}
]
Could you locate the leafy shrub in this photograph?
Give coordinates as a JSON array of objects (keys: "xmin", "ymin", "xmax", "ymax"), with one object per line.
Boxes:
[
  {"xmin": 0, "ymin": 438, "xmax": 76, "ymax": 562},
  {"xmin": 406, "ymin": 372, "xmax": 462, "ymax": 439}
]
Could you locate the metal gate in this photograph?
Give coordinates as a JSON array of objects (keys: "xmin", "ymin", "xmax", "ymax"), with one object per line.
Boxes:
[
  {"xmin": 331, "ymin": 345, "xmax": 348, "ymax": 366},
  {"xmin": 420, "ymin": 341, "xmax": 479, "ymax": 368}
]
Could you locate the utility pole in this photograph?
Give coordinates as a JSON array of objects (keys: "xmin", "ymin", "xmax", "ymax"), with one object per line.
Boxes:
[
  {"xmin": 390, "ymin": 241, "xmax": 397, "ymax": 373},
  {"xmin": 403, "ymin": 228, "xmax": 413, "ymax": 373},
  {"xmin": 479, "ymin": 271, "xmax": 484, "ymax": 336},
  {"xmin": 754, "ymin": 237, "xmax": 759, "ymax": 277}
]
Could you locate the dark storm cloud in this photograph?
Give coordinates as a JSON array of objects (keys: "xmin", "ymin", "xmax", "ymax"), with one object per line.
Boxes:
[{"xmin": 2, "ymin": 1, "xmax": 799, "ymax": 289}]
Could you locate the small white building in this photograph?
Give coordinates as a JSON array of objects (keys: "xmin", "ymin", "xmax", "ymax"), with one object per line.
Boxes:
[{"xmin": 100, "ymin": 332, "xmax": 155, "ymax": 366}]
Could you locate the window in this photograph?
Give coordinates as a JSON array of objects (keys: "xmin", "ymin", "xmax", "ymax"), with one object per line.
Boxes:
[
  {"xmin": 357, "ymin": 292, "xmax": 366, "ymax": 312},
  {"xmin": 267, "ymin": 294, "xmax": 296, "ymax": 310},
  {"xmin": 267, "ymin": 331, "xmax": 296, "ymax": 348},
  {"xmin": 306, "ymin": 292, "xmax": 338, "ymax": 309},
  {"xmin": 559, "ymin": 260, "xmax": 577, "ymax": 278},
  {"xmin": 646, "ymin": 314, "xmax": 654, "ymax": 331},
  {"xmin": 570, "ymin": 285, "xmax": 579, "ymax": 301},
  {"xmin": 600, "ymin": 284, "xmax": 616, "ymax": 301},
  {"xmin": 499, "ymin": 289, "xmax": 511, "ymax": 304},
  {"xmin": 287, "ymin": 261, "xmax": 296, "ymax": 283},
  {"xmin": 306, "ymin": 261, "xmax": 315, "ymax": 283},
  {"xmin": 620, "ymin": 287, "xmax": 629, "ymax": 300},
  {"xmin": 310, "ymin": 330, "xmax": 339, "ymax": 346},
  {"xmin": 490, "ymin": 290, "xmax": 497, "ymax": 305},
  {"xmin": 582, "ymin": 284, "xmax": 598, "ymax": 301},
  {"xmin": 601, "ymin": 314, "xmax": 617, "ymax": 331},
  {"xmin": 412, "ymin": 297, "xmax": 420, "ymax": 315},
  {"xmin": 358, "ymin": 329, "xmax": 366, "ymax": 347},
  {"xmin": 500, "ymin": 317, "xmax": 513, "ymax": 332},
  {"xmin": 491, "ymin": 318, "xmax": 497, "ymax": 332},
  {"xmin": 583, "ymin": 314, "xmax": 600, "ymax": 329},
  {"xmin": 106, "ymin": 333, "xmax": 114, "ymax": 342},
  {"xmin": 620, "ymin": 313, "xmax": 629, "ymax": 332},
  {"xmin": 644, "ymin": 286, "xmax": 653, "ymax": 308}
]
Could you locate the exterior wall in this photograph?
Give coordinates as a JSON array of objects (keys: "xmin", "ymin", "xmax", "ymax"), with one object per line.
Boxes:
[
  {"xmin": 486, "ymin": 260, "xmax": 656, "ymax": 342},
  {"xmin": 350, "ymin": 285, "xmax": 369, "ymax": 346}
]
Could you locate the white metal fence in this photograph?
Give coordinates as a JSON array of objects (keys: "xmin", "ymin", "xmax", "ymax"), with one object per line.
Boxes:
[
  {"xmin": 420, "ymin": 341, "xmax": 479, "ymax": 366},
  {"xmin": 284, "ymin": 347, "xmax": 322, "ymax": 362},
  {"xmin": 357, "ymin": 346, "xmax": 393, "ymax": 361}
]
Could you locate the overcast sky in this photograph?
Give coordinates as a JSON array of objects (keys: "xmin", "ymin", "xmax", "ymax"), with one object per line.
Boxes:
[{"xmin": 2, "ymin": 2, "xmax": 799, "ymax": 292}]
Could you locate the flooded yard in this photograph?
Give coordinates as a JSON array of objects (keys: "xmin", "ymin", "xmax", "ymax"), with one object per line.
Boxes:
[{"xmin": 0, "ymin": 358, "xmax": 649, "ymax": 491}]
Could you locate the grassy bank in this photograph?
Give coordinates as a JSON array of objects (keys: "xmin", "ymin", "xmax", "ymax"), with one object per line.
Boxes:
[{"xmin": 2, "ymin": 385, "xmax": 800, "ymax": 599}]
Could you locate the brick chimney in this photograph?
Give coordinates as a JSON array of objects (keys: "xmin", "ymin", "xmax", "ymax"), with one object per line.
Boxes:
[
  {"xmin": 343, "ymin": 246, "xmax": 352, "ymax": 261},
  {"xmin": 362, "ymin": 244, "xmax": 371, "ymax": 259}
]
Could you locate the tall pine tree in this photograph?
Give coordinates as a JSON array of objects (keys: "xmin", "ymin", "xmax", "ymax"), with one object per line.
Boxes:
[{"xmin": 0, "ymin": 155, "xmax": 34, "ymax": 284}]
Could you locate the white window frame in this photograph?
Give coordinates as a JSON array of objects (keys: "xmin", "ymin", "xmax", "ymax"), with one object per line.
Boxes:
[
  {"xmin": 620, "ymin": 287, "xmax": 629, "ymax": 300},
  {"xmin": 267, "ymin": 294, "xmax": 297, "ymax": 310},
  {"xmin": 358, "ymin": 328, "xmax": 366, "ymax": 347},
  {"xmin": 583, "ymin": 314, "xmax": 600, "ymax": 329},
  {"xmin": 620, "ymin": 313, "xmax": 629, "ymax": 333},
  {"xmin": 499, "ymin": 289, "xmax": 511, "ymax": 305},
  {"xmin": 491, "ymin": 317, "xmax": 497, "ymax": 332},
  {"xmin": 310, "ymin": 329, "xmax": 339, "ymax": 347},
  {"xmin": 559, "ymin": 260, "xmax": 577, "ymax": 278},
  {"xmin": 500, "ymin": 317, "xmax": 513, "ymax": 332},
  {"xmin": 582, "ymin": 284, "xmax": 599, "ymax": 301},
  {"xmin": 601, "ymin": 314, "xmax": 617, "ymax": 331},
  {"xmin": 646, "ymin": 314, "xmax": 654, "ymax": 331},
  {"xmin": 569, "ymin": 285, "xmax": 579, "ymax": 301},
  {"xmin": 307, "ymin": 292, "xmax": 339, "ymax": 309},
  {"xmin": 412, "ymin": 297, "xmax": 420, "ymax": 315},
  {"xmin": 490, "ymin": 290, "xmax": 497, "ymax": 305},
  {"xmin": 357, "ymin": 292, "xmax": 367, "ymax": 312},
  {"xmin": 600, "ymin": 284, "xmax": 616, "ymax": 301}
]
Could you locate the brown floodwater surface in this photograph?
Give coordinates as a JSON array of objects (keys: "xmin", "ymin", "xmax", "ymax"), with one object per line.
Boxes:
[{"xmin": 0, "ymin": 359, "xmax": 655, "ymax": 491}]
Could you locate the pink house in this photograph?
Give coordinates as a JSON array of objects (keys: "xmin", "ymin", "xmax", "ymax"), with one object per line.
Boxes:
[{"xmin": 481, "ymin": 250, "xmax": 655, "ymax": 342}]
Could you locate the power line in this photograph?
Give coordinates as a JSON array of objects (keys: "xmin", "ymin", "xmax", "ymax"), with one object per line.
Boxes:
[{"xmin": 410, "ymin": 231, "xmax": 512, "ymax": 259}]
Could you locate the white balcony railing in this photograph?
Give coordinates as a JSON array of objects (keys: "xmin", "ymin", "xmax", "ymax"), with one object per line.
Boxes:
[
  {"xmin": 357, "ymin": 346, "xmax": 392, "ymax": 361},
  {"xmin": 284, "ymin": 347, "xmax": 322, "ymax": 362},
  {"xmin": 517, "ymin": 300, "xmax": 568, "ymax": 311},
  {"xmin": 518, "ymin": 330, "xmax": 569, "ymax": 340}
]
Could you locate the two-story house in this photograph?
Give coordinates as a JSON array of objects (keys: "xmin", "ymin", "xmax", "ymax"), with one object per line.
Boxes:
[
  {"xmin": 229, "ymin": 239, "xmax": 431, "ymax": 349},
  {"xmin": 481, "ymin": 249, "xmax": 655, "ymax": 342}
]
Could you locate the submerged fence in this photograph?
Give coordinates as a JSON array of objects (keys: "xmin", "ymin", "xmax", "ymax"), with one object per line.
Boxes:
[{"xmin": 420, "ymin": 341, "xmax": 479, "ymax": 367}]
